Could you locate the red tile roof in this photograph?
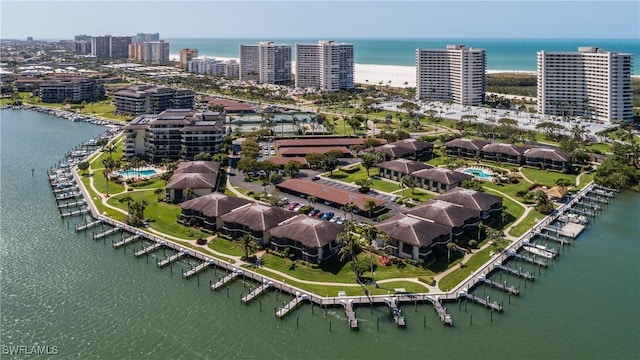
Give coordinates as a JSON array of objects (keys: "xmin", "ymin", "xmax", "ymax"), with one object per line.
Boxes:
[{"xmin": 276, "ymin": 179, "xmax": 386, "ymax": 210}]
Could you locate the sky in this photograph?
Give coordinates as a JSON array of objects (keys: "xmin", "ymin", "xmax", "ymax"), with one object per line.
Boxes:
[{"xmin": 0, "ymin": 0, "xmax": 638, "ymax": 40}]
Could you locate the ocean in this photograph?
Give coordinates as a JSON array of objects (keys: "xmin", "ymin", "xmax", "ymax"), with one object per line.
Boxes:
[
  {"xmin": 1, "ymin": 109, "xmax": 639, "ymax": 359},
  {"xmin": 167, "ymin": 38, "xmax": 640, "ymax": 74}
]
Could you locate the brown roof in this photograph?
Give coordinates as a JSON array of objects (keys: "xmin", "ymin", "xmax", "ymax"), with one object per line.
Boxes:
[
  {"xmin": 279, "ymin": 146, "xmax": 350, "ymax": 156},
  {"xmin": 174, "ymin": 161, "xmax": 220, "ymax": 175},
  {"xmin": 220, "ymin": 204, "xmax": 296, "ymax": 232},
  {"xmin": 269, "ymin": 215, "xmax": 344, "ymax": 248},
  {"xmin": 276, "ymin": 179, "xmax": 386, "ymax": 210},
  {"xmin": 375, "ymin": 214, "xmax": 451, "ymax": 247},
  {"xmin": 276, "ymin": 138, "xmax": 386, "ymax": 148},
  {"xmin": 392, "ymin": 138, "xmax": 434, "ymax": 151},
  {"xmin": 179, "ymin": 192, "xmax": 252, "ymax": 218},
  {"xmin": 411, "ymin": 167, "xmax": 473, "ymax": 185},
  {"xmin": 266, "ymin": 157, "xmax": 308, "ymax": 167},
  {"xmin": 166, "ymin": 172, "xmax": 218, "ymax": 190},
  {"xmin": 207, "ymin": 98, "xmax": 254, "ymax": 112},
  {"xmin": 405, "ymin": 199, "xmax": 480, "ymax": 228},
  {"xmin": 445, "ymin": 138, "xmax": 492, "ymax": 151},
  {"xmin": 523, "ymin": 147, "xmax": 571, "ymax": 162},
  {"xmin": 378, "ymin": 159, "xmax": 433, "ymax": 175},
  {"xmin": 433, "ymin": 187, "xmax": 502, "ymax": 212},
  {"xmin": 374, "ymin": 144, "xmax": 414, "ymax": 158},
  {"xmin": 482, "ymin": 142, "xmax": 528, "ymax": 156}
]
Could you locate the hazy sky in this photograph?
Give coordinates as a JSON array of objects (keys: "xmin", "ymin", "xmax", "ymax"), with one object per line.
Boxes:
[{"xmin": 1, "ymin": 0, "xmax": 638, "ymax": 40}]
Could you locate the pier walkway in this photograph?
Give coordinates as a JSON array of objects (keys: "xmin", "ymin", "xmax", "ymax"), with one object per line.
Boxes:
[
  {"xmin": 93, "ymin": 226, "xmax": 122, "ymax": 240},
  {"xmin": 341, "ymin": 300, "xmax": 359, "ymax": 329},
  {"xmin": 75, "ymin": 219, "xmax": 102, "ymax": 232},
  {"xmin": 241, "ymin": 281, "xmax": 273, "ymax": 304},
  {"xmin": 183, "ymin": 261, "xmax": 213, "ymax": 279},
  {"xmin": 157, "ymin": 251, "xmax": 187, "ymax": 268},
  {"xmin": 494, "ymin": 262, "xmax": 534, "ymax": 280},
  {"xmin": 134, "ymin": 242, "xmax": 164, "ymax": 257},
  {"xmin": 113, "ymin": 234, "xmax": 141, "ymax": 249},
  {"xmin": 384, "ymin": 297, "xmax": 405, "ymax": 327},
  {"xmin": 477, "ymin": 276, "xmax": 519, "ymax": 295},
  {"xmin": 276, "ymin": 293, "xmax": 309, "ymax": 318},
  {"xmin": 211, "ymin": 270, "xmax": 242, "ymax": 291}
]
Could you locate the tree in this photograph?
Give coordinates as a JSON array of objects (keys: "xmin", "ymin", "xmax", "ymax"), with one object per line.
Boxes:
[
  {"xmin": 594, "ymin": 157, "xmax": 639, "ymax": 189},
  {"xmin": 337, "ymin": 221, "xmax": 363, "ymax": 280},
  {"xmin": 460, "ymin": 179, "xmax": 484, "ymax": 191},
  {"xmin": 102, "ymin": 157, "xmax": 119, "ymax": 197},
  {"xmin": 77, "ymin": 161, "xmax": 90, "ymax": 175},
  {"xmin": 307, "ymin": 195, "xmax": 317, "ymax": 207},
  {"xmin": 346, "ymin": 116, "xmax": 363, "ymax": 135},
  {"xmin": 360, "ymin": 153, "xmax": 376, "ymax": 177},
  {"xmin": 240, "ymin": 234, "xmax": 258, "ymax": 260},
  {"xmin": 400, "ymin": 175, "xmax": 416, "ymax": 197},
  {"xmin": 363, "ymin": 199, "xmax": 378, "ymax": 218},
  {"xmin": 284, "ymin": 160, "xmax": 301, "ymax": 178},
  {"xmin": 446, "ymin": 242, "xmax": 456, "ymax": 264},
  {"xmin": 363, "ymin": 138, "xmax": 381, "ymax": 150},
  {"xmin": 555, "ymin": 178, "xmax": 573, "ymax": 188},
  {"xmin": 305, "ymin": 153, "xmax": 325, "ymax": 169},
  {"xmin": 193, "ymin": 152, "xmax": 212, "ymax": 161},
  {"xmin": 355, "ymin": 178, "xmax": 372, "ymax": 193},
  {"xmin": 184, "ymin": 187, "xmax": 193, "ymax": 201},
  {"xmin": 102, "ymin": 143, "xmax": 116, "ymax": 160},
  {"xmin": 341, "ymin": 202, "xmax": 357, "ymax": 221},
  {"xmin": 118, "ymin": 195, "xmax": 134, "ymax": 214},
  {"xmin": 237, "ymin": 157, "xmax": 258, "ymax": 175},
  {"xmin": 154, "ymin": 187, "xmax": 165, "ymax": 201},
  {"xmin": 320, "ymin": 156, "xmax": 339, "ymax": 175}
]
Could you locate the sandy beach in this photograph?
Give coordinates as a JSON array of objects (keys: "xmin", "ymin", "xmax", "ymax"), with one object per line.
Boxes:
[{"xmin": 170, "ymin": 54, "xmax": 542, "ymax": 88}]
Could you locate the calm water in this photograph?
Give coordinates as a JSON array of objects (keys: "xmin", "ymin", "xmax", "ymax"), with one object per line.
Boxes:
[
  {"xmin": 167, "ymin": 38, "xmax": 640, "ymax": 74},
  {"xmin": 1, "ymin": 109, "xmax": 639, "ymax": 359}
]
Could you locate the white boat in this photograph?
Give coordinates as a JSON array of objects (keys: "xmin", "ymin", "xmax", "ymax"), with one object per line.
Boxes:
[{"xmin": 522, "ymin": 243, "xmax": 556, "ymax": 259}]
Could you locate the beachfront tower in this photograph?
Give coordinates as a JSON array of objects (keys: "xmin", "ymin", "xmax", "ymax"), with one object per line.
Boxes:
[
  {"xmin": 416, "ymin": 45, "xmax": 486, "ymax": 106},
  {"xmin": 295, "ymin": 40, "xmax": 354, "ymax": 92},
  {"xmin": 240, "ymin": 44, "xmax": 260, "ymax": 82},
  {"xmin": 537, "ymin": 47, "xmax": 633, "ymax": 123},
  {"xmin": 180, "ymin": 48, "xmax": 199, "ymax": 69},
  {"xmin": 258, "ymin": 42, "xmax": 292, "ymax": 85}
]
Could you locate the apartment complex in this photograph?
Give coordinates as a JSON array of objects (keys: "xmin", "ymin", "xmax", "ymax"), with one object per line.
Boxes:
[
  {"xmin": 537, "ymin": 47, "xmax": 633, "ymax": 122},
  {"xmin": 187, "ymin": 56, "xmax": 239, "ymax": 79},
  {"xmin": 416, "ymin": 44, "xmax": 486, "ymax": 106},
  {"xmin": 240, "ymin": 42, "xmax": 292, "ymax": 84},
  {"xmin": 180, "ymin": 48, "xmax": 199, "ymax": 69},
  {"xmin": 131, "ymin": 33, "xmax": 160, "ymax": 43},
  {"xmin": 295, "ymin": 40, "xmax": 354, "ymax": 91},
  {"xmin": 113, "ymin": 85, "xmax": 195, "ymax": 115},
  {"xmin": 122, "ymin": 109, "xmax": 227, "ymax": 161},
  {"xmin": 128, "ymin": 40, "xmax": 170, "ymax": 65},
  {"xmin": 39, "ymin": 77, "xmax": 105, "ymax": 103},
  {"xmin": 91, "ymin": 35, "xmax": 132, "ymax": 58}
]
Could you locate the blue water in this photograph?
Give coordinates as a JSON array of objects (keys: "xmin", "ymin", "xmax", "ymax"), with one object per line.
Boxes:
[
  {"xmin": 167, "ymin": 38, "xmax": 640, "ymax": 74},
  {"xmin": 464, "ymin": 168, "xmax": 493, "ymax": 179},
  {"xmin": 119, "ymin": 169, "xmax": 157, "ymax": 178}
]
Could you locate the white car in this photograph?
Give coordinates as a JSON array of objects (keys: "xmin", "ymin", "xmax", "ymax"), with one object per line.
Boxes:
[{"xmin": 270, "ymin": 150, "xmax": 276, "ymax": 155}]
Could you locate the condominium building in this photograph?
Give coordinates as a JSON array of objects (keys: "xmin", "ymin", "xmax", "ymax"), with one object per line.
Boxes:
[
  {"xmin": 240, "ymin": 42, "xmax": 292, "ymax": 84},
  {"xmin": 39, "ymin": 77, "xmax": 105, "ymax": 103},
  {"xmin": 128, "ymin": 40, "xmax": 170, "ymax": 65},
  {"xmin": 188, "ymin": 56, "xmax": 239, "ymax": 79},
  {"xmin": 295, "ymin": 40, "xmax": 354, "ymax": 91},
  {"xmin": 113, "ymin": 85, "xmax": 195, "ymax": 115},
  {"xmin": 122, "ymin": 109, "xmax": 227, "ymax": 161},
  {"xmin": 131, "ymin": 33, "xmax": 160, "ymax": 43},
  {"xmin": 537, "ymin": 47, "xmax": 633, "ymax": 122},
  {"xmin": 91, "ymin": 35, "xmax": 132, "ymax": 58},
  {"xmin": 416, "ymin": 44, "xmax": 486, "ymax": 106},
  {"xmin": 180, "ymin": 48, "xmax": 198, "ymax": 69}
]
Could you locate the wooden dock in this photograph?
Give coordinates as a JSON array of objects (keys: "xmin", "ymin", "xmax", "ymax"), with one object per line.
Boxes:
[
  {"xmin": 536, "ymin": 231, "xmax": 571, "ymax": 245},
  {"xmin": 593, "ymin": 188, "xmax": 615, "ymax": 197},
  {"xmin": 458, "ymin": 291, "xmax": 503, "ymax": 312},
  {"xmin": 60, "ymin": 207, "xmax": 89, "ymax": 218},
  {"xmin": 56, "ymin": 191, "xmax": 82, "ymax": 201},
  {"xmin": 93, "ymin": 226, "xmax": 122, "ymax": 240},
  {"xmin": 134, "ymin": 242, "xmax": 164, "ymax": 257},
  {"xmin": 183, "ymin": 261, "xmax": 212, "ymax": 279},
  {"xmin": 427, "ymin": 296, "xmax": 453, "ymax": 325},
  {"xmin": 211, "ymin": 270, "xmax": 242, "ymax": 291},
  {"xmin": 58, "ymin": 199, "xmax": 86, "ymax": 209},
  {"xmin": 384, "ymin": 297, "xmax": 405, "ymax": 327},
  {"xmin": 493, "ymin": 262, "xmax": 534, "ymax": 281},
  {"xmin": 276, "ymin": 293, "xmax": 309, "ymax": 318},
  {"xmin": 241, "ymin": 281, "xmax": 273, "ymax": 303},
  {"xmin": 53, "ymin": 185, "xmax": 79, "ymax": 194},
  {"xmin": 75, "ymin": 219, "xmax": 101, "ymax": 232},
  {"xmin": 340, "ymin": 299, "xmax": 359, "ymax": 329},
  {"xmin": 157, "ymin": 251, "xmax": 187, "ymax": 268},
  {"xmin": 113, "ymin": 234, "xmax": 141, "ymax": 248},
  {"xmin": 507, "ymin": 251, "xmax": 548, "ymax": 267},
  {"xmin": 477, "ymin": 276, "xmax": 519, "ymax": 295},
  {"xmin": 582, "ymin": 195, "xmax": 608, "ymax": 204}
]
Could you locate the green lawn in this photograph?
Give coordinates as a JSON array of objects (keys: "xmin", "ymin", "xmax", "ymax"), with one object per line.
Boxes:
[
  {"xmin": 91, "ymin": 171, "xmax": 126, "ymax": 195},
  {"xmin": 483, "ymin": 180, "xmax": 533, "ymax": 201},
  {"xmin": 173, "ymin": 240, "xmax": 235, "ymax": 264},
  {"xmin": 520, "ymin": 167, "xmax": 577, "ymax": 188},
  {"xmin": 508, "ymin": 208, "xmax": 545, "ymax": 238},
  {"xmin": 79, "ymin": 176, "xmax": 127, "ymax": 222},
  {"xmin": 577, "ymin": 172, "xmax": 595, "ymax": 189},
  {"xmin": 208, "ymin": 236, "xmax": 245, "ymax": 257},
  {"xmin": 483, "ymin": 188, "xmax": 525, "ymax": 229},
  {"xmin": 437, "ymin": 246, "xmax": 495, "ymax": 292},
  {"xmin": 393, "ymin": 188, "xmax": 438, "ymax": 202},
  {"xmin": 260, "ymin": 253, "xmax": 356, "ymax": 283},
  {"xmin": 328, "ymin": 167, "xmax": 373, "ymax": 183},
  {"xmin": 584, "ymin": 142, "xmax": 613, "ymax": 154}
]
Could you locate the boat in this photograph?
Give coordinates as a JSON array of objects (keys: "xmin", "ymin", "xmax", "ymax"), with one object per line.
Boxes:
[{"xmin": 522, "ymin": 242, "xmax": 556, "ymax": 259}]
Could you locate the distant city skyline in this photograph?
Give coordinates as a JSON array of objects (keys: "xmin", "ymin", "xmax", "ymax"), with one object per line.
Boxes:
[{"xmin": 1, "ymin": 1, "xmax": 638, "ymax": 40}]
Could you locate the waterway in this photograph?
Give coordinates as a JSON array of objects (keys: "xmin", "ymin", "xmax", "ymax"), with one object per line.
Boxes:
[{"xmin": 1, "ymin": 109, "xmax": 639, "ymax": 359}]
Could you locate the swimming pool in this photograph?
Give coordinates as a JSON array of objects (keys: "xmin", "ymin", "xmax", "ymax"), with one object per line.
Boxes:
[
  {"xmin": 118, "ymin": 169, "xmax": 157, "ymax": 178},
  {"xmin": 463, "ymin": 168, "xmax": 493, "ymax": 180}
]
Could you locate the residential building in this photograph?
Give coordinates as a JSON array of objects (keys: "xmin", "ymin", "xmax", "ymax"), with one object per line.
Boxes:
[
  {"xmin": 179, "ymin": 193, "xmax": 252, "ymax": 231},
  {"xmin": 269, "ymin": 215, "xmax": 344, "ymax": 263},
  {"xmin": 258, "ymin": 42, "xmax": 292, "ymax": 84},
  {"xmin": 375, "ymin": 138, "xmax": 433, "ymax": 160},
  {"xmin": 91, "ymin": 35, "xmax": 132, "ymax": 58},
  {"xmin": 295, "ymin": 40, "xmax": 354, "ymax": 91},
  {"xmin": 433, "ymin": 187, "xmax": 503, "ymax": 223},
  {"xmin": 39, "ymin": 77, "xmax": 105, "ymax": 103},
  {"xmin": 522, "ymin": 148, "xmax": 572, "ymax": 171},
  {"xmin": 375, "ymin": 214, "xmax": 451, "ymax": 261},
  {"xmin": 411, "ymin": 167, "xmax": 473, "ymax": 193},
  {"xmin": 165, "ymin": 161, "xmax": 221, "ymax": 202},
  {"xmin": 481, "ymin": 142, "xmax": 527, "ymax": 165},
  {"xmin": 537, "ymin": 47, "xmax": 633, "ymax": 122},
  {"xmin": 416, "ymin": 44, "xmax": 486, "ymax": 105},
  {"xmin": 122, "ymin": 109, "xmax": 226, "ymax": 161},
  {"xmin": 131, "ymin": 33, "xmax": 160, "ymax": 43},
  {"xmin": 180, "ymin": 48, "xmax": 199, "ymax": 69},
  {"xmin": 378, "ymin": 159, "xmax": 433, "ymax": 181},
  {"xmin": 405, "ymin": 199, "xmax": 480, "ymax": 238},
  {"xmin": 113, "ymin": 85, "xmax": 195, "ymax": 115},
  {"xmin": 444, "ymin": 138, "xmax": 491, "ymax": 159},
  {"xmin": 188, "ymin": 56, "xmax": 239, "ymax": 79},
  {"xmin": 220, "ymin": 204, "xmax": 296, "ymax": 245},
  {"xmin": 128, "ymin": 41, "xmax": 170, "ymax": 65},
  {"xmin": 239, "ymin": 44, "xmax": 259, "ymax": 82}
]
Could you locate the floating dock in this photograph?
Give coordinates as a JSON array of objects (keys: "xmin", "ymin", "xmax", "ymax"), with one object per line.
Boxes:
[
  {"xmin": 157, "ymin": 251, "xmax": 187, "ymax": 268},
  {"xmin": 113, "ymin": 234, "xmax": 141, "ymax": 248},
  {"xmin": 59, "ymin": 199, "xmax": 86, "ymax": 209},
  {"xmin": 241, "ymin": 281, "xmax": 273, "ymax": 304},
  {"xmin": 384, "ymin": 297, "xmax": 405, "ymax": 327},
  {"xmin": 507, "ymin": 251, "xmax": 548, "ymax": 267},
  {"xmin": 477, "ymin": 276, "xmax": 519, "ymax": 296},
  {"xmin": 134, "ymin": 242, "xmax": 164, "ymax": 257},
  {"xmin": 494, "ymin": 262, "xmax": 534, "ymax": 281},
  {"xmin": 211, "ymin": 269, "xmax": 242, "ymax": 291},
  {"xmin": 535, "ymin": 231, "xmax": 571, "ymax": 245},
  {"xmin": 276, "ymin": 293, "xmax": 309, "ymax": 318},
  {"xmin": 458, "ymin": 291, "xmax": 502, "ymax": 312},
  {"xmin": 60, "ymin": 207, "xmax": 89, "ymax": 218}
]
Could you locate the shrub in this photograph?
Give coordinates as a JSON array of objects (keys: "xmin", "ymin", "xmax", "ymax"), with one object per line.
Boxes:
[
  {"xmin": 298, "ymin": 205, "xmax": 313, "ymax": 214},
  {"xmin": 418, "ymin": 276, "xmax": 435, "ymax": 286},
  {"xmin": 377, "ymin": 213, "xmax": 394, "ymax": 222},
  {"xmin": 468, "ymin": 240, "xmax": 478, "ymax": 248}
]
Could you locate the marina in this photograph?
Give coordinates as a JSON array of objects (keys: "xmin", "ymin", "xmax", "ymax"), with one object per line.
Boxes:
[{"xmin": 113, "ymin": 234, "xmax": 142, "ymax": 249}]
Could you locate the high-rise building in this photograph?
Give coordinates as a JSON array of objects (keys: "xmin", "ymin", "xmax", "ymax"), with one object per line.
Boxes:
[
  {"xmin": 132, "ymin": 33, "xmax": 160, "ymax": 43},
  {"xmin": 188, "ymin": 57, "xmax": 239, "ymax": 79},
  {"xmin": 295, "ymin": 40, "xmax": 354, "ymax": 91},
  {"xmin": 39, "ymin": 78, "xmax": 105, "ymax": 103},
  {"xmin": 91, "ymin": 35, "xmax": 132, "ymax": 58},
  {"xmin": 416, "ymin": 44, "xmax": 486, "ymax": 106},
  {"xmin": 180, "ymin": 48, "xmax": 199, "ymax": 69},
  {"xmin": 129, "ymin": 41, "xmax": 170, "ymax": 65},
  {"xmin": 240, "ymin": 42, "xmax": 292, "ymax": 84},
  {"xmin": 537, "ymin": 47, "xmax": 633, "ymax": 122}
]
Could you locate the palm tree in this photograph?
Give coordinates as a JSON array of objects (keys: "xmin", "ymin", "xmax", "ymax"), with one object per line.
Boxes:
[
  {"xmin": 240, "ymin": 234, "xmax": 258, "ymax": 260},
  {"xmin": 183, "ymin": 187, "xmax": 193, "ymax": 201},
  {"xmin": 102, "ymin": 158, "xmax": 114, "ymax": 197},
  {"xmin": 154, "ymin": 188, "xmax": 165, "ymax": 201},
  {"xmin": 446, "ymin": 242, "xmax": 456, "ymax": 264},
  {"xmin": 308, "ymin": 195, "xmax": 317, "ymax": 208},
  {"xmin": 102, "ymin": 143, "xmax": 116, "ymax": 160},
  {"xmin": 363, "ymin": 199, "xmax": 377, "ymax": 218},
  {"xmin": 360, "ymin": 224, "xmax": 386, "ymax": 287},
  {"xmin": 118, "ymin": 195, "xmax": 134, "ymax": 214}
]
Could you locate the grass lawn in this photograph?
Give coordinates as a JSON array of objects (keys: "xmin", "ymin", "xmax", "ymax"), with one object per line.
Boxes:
[
  {"xmin": 484, "ymin": 188, "xmax": 525, "ymax": 229},
  {"xmin": 393, "ymin": 188, "xmax": 437, "ymax": 202},
  {"xmin": 520, "ymin": 167, "xmax": 577, "ymax": 188},
  {"xmin": 370, "ymin": 179, "xmax": 402, "ymax": 193},
  {"xmin": 79, "ymin": 176, "xmax": 127, "ymax": 222},
  {"xmin": 437, "ymin": 246, "xmax": 495, "ymax": 292},
  {"xmin": 328, "ymin": 166, "xmax": 373, "ymax": 183},
  {"xmin": 91, "ymin": 171, "xmax": 126, "ymax": 195},
  {"xmin": 173, "ymin": 240, "xmax": 235, "ymax": 264},
  {"xmin": 129, "ymin": 177, "xmax": 165, "ymax": 190},
  {"xmin": 483, "ymin": 180, "xmax": 533, "ymax": 201},
  {"xmin": 508, "ymin": 208, "xmax": 545, "ymax": 238},
  {"xmin": 584, "ymin": 142, "xmax": 613, "ymax": 154},
  {"xmin": 577, "ymin": 172, "xmax": 595, "ymax": 189},
  {"xmin": 260, "ymin": 253, "xmax": 356, "ymax": 283},
  {"xmin": 208, "ymin": 236, "xmax": 245, "ymax": 257}
]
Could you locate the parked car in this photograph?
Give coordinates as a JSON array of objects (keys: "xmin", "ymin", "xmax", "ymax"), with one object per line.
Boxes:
[
  {"xmin": 329, "ymin": 216, "xmax": 338, "ymax": 223},
  {"xmin": 315, "ymin": 211, "xmax": 325, "ymax": 218},
  {"xmin": 308, "ymin": 209, "xmax": 320, "ymax": 217},
  {"xmin": 311, "ymin": 176, "xmax": 320, "ymax": 181},
  {"xmin": 287, "ymin": 202, "xmax": 299, "ymax": 211},
  {"xmin": 321, "ymin": 212, "xmax": 334, "ymax": 221},
  {"xmin": 270, "ymin": 150, "xmax": 276, "ymax": 155},
  {"xmin": 336, "ymin": 217, "xmax": 345, "ymax": 225},
  {"xmin": 293, "ymin": 204, "xmax": 303, "ymax": 212}
]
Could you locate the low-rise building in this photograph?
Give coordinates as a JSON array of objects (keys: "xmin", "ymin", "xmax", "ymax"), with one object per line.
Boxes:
[
  {"xmin": 433, "ymin": 187, "xmax": 503, "ymax": 223},
  {"xmin": 179, "ymin": 192, "xmax": 252, "ymax": 231},
  {"xmin": 523, "ymin": 148, "xmax": 572, "ymax": 171},
  {"xmin": 166, "ymin": 161, "xmax": 221, "ymax": 202},
  {"xmin": 481, "ymin": 142, "xmax": 527, "ymax": 165},
  {"xmin": 269, "ymin": 215, "xmax": 344, "ymax": 263},
  {"xmin": 378, "ymin": 159, "xmax": 433, "ymax": 181},
  {"xmin": 39, "ymin": 77, "xmax": 105, "ymax": 103},
  {"xmin": 405, "ymin": 199, "xmax": 480, "ymax": 238},
  {"xmin": 376, "ymin": 139, "xmax": 433, "ymax": 160},
  {"xmin": 411, "ymin": 167, "xmax": 473, "ymax": 193},
  {"xmin": 375, "ymin": 214, "xmax": 451, "ymax": 261},
  {"xmin": 444, "ymin": 138, "xmax": 491, "ymax": 159},
  {"xmin": 220, "ymin": 204, "xmax": 296, "ymax": 245}
]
